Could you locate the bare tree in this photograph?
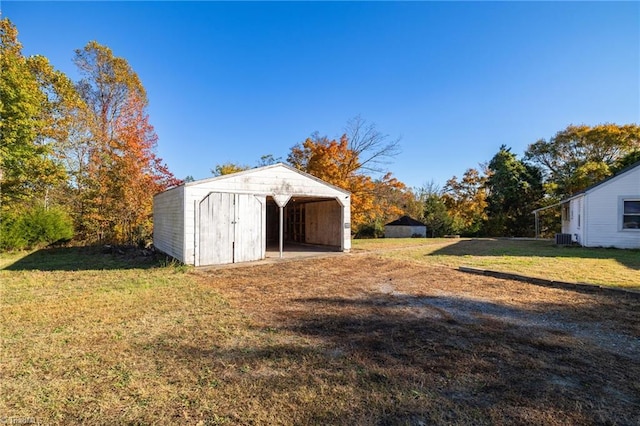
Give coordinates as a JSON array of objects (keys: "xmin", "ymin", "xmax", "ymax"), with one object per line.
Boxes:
[{"xmin": 342, "ymin": 115, "xmax": 401, "ymax": 174}]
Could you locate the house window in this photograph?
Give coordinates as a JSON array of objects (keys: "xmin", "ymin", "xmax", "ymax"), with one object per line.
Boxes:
[{"xmin": 623, "ymin": 199, "xmax": 640, "ymax": 229}]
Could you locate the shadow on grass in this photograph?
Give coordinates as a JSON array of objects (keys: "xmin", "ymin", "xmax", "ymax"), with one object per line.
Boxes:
[
  {"xmin": 428, "ymin": 238, "xmax": 640, "ymax": 270},
  {"xmin": 2, "ymin": 245, "xmax": 170, "ymax": 271},
  {"xmin": 148, "ymin": 293, "xmax": 639, "ymax": 424},
  {"xmin": 281, "ymin": 296, "xmax": 640, "ymax": 424}
]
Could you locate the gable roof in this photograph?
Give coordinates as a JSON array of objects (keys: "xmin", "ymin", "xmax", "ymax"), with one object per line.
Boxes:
[
  {"xmin": 561, "ymin": 160, "xmax": 640, "ymax": 204},
  {"xmin": 185, "ymin": 163, "xmax": 349, "ymax": 193},
  {"xmin": 155, "ymin": 163, "xmax": 350, "ymax": 197},
  {"xmin": 531, "ymin": 160, "xmax": 640, "ymax": 214},
  {"xmin": 385, "ymin": 216, "xmax": 426, "ymax": 227}
]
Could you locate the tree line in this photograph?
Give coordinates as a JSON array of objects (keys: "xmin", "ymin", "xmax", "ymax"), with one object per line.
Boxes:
[
  {"xmin": 1, "ymin": 19, "xmax": 180, "ymax": 250},
  {"xmin": 426, "ymin": 124, "xmax": 640, "ymax": 238},
  {"xmin": 212, "ymin": 115, "xmax": 420, "ymax": 238},
  {"xmin": 3, "ymin": 17, "xmax": 638, "ymax": 250},
  {"xmin": 217, "ymin": 121, "xmax": 639, "ymax": 239}
]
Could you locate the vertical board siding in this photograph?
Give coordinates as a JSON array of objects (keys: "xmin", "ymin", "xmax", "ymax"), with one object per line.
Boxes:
[
  {"xmin": 342, "ymin": 196, "xmax": 351, "ymax": 252},
  {"xmin": 155, "ymin": 164, "xmax": 352, "ymax": 266},
  {"xmin": 199, "ymin": 192, "xmax": 234, "ymax": 265},
  {"xmin": 198, "ymin": 193, "xmax": 266, "ymax": 265},
  {"xmin": 184, "ymin": 186, "xmax": 216, "ymax": 264},
  {"xmin": 305, "ymin": 200, "xmax": 341, "ymax": 247},
  {"xmin": 566, "ymin": 198, "xmax": 584, "ymax": 245},
  {"xmin": 153, "ymin": 186, "xmax": 185, "ymax": 262},
  {"xmin": 233, "ymin": 194, "xmax": 265, "ymax": 263}
]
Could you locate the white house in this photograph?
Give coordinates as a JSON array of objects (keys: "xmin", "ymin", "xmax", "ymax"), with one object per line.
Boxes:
[
  {"xmin": 153, "ymin": 163, "xmax": 351, "ymax": 266},
  {"xmin": 384, "ymin": 216, "xmax": 427, "ymax": 238},
  {"xmin": 559, "ymin": 161, "xmax": 640, "ymax": 248}
]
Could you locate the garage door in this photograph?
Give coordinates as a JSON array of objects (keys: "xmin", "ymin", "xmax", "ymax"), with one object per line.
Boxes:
[{"xmin": 198, "ymin": 193, "xmax": 264, "ymax": 265}]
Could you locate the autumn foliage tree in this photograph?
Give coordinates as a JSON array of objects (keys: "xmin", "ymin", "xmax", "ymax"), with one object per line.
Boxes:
[
  {"xmin": 288, "ymin": 126, "xmax": 409, "ymax": 234},
  {"xmin": 105, "ymin": 94, "xmax": 181, "ymax": 243},
  {"xmin": 73, "ymin": 42, "xmax": 180, "ymax": 244},
  {"xmin": 288, "ymin": 135, "xmax": 375, "ymax": 229},
  {"xmin": 1, "ymin": 21, "xmax": 180, "ymax": 249},
  {"xmin": 442, "ymin": 168, "xmax": 487, "ymax": 236},
  {"xmin": 524, "ymin": 124, "xmax": 640, "ymax": 198},
  {"xmin": 370, "ymin": 173, "xmax": 421, "ymax": 234}
]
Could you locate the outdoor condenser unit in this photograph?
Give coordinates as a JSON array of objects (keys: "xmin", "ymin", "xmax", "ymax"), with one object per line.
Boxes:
[{"xmin": 555, "ymin": 233, "xmax": 573, "ymax": 245}]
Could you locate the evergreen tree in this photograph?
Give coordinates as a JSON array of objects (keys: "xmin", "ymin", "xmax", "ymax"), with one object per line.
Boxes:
[{"xmin": 484, "ymin": 146, "xmax": 544, "ymax": 237}]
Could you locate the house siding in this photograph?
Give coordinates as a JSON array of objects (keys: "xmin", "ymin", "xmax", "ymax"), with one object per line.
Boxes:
[
  {"xmin": 584, "ymin": 167, "xmax": 640, "ymax": 248},
  {"xmin": 562, "ymin": 197, "xmax": 585, "ymax": 244}
]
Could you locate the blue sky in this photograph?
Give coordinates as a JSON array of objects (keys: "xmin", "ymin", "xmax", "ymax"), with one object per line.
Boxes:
[{"xmin": 3, "ymin": 1, "xmax": 639, "ymax": 189}]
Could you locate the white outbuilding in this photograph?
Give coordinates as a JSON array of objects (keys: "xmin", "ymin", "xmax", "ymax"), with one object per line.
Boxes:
[
  {"xmin": 153, "ymin": 163, "xmax": 351, "ymax": 266},
  {"xmin": 384, "ymin": 216, "xmax": 427, "ymax": 238}
]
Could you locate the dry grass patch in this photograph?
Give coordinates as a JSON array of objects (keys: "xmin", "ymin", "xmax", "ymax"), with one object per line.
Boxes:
[
  {"xmin": 2, "ymin": 248, "xmax": 256, "ymax": 424},
  {"xmin": 2, "ymin": 246, "xmax": 639, "ymax": 424},
  {"xmin": 196, "ymin": 255, "xmax": 640, "ymax": 425}
]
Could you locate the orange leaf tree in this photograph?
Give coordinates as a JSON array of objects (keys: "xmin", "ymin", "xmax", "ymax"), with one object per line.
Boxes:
[
  {"xmin": 442, "ymin": 168, "xmax": 487, "ymax": 235},
  {"xmin": 107, "ymin": 94, "xmax": 181, "ymax": 243},
  {"xmin": 288, "ymin": 128, "xmax": 411, "ymax": 235},
  {"xmin": 73, "ymin": 41, "xmax": 180, "ymax": 244}
]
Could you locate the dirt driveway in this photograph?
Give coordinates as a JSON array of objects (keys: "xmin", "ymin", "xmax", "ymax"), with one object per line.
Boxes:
[{"xmin": 195, "ymin": 253, "xmax": 640, "ymax": 425}]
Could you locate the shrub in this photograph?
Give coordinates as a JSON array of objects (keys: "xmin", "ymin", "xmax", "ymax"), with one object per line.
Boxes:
[
  {"xmin": 0, "ymin": 205, "xmax": 74, "ymax": 251},
  {"xmin": 354, "ymin": 221, "xmax": 385, "ymax": 239}
]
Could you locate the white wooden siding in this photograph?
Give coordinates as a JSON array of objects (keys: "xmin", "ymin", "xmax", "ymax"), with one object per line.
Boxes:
[
  {"xmin": 562, "ymin": 197, "xmax": 585, "ymax": 244},
  {"xmin": 306, "ymin": 200, "xmax": 342, "ymax": 247},
  {"xmin": 153, "ymin": 186, "xmax": 185, "ymax": 261},
  {"xmin": 583, "ymin": 166, "xmax": 640, "ymax": 248},
  {"xmin": 233, "ymin": 194, "xmax": 265, "ymax": 263},
  {"xmin": 561, "ymin": 204, "xmax": 571, "ymax": 235},
  {"xmin": 197, "ymin": 192, "xmax": 265, "ymax": 265},
  {"xmin": 153, "ymin": 164, "xmax": 351, "ymax": 265},
  {"xmin": 384, "ymin": 225, "xmax": 427, "ymax": 238},
  {"xmin": 198, "ymin": 192, "xmax": 234, "ymax": 265},
  {"xmin": 187, "ymin": 166, "xmax": 350, "ymax": 198},
  {"xmin": 182, "ymin": 165, "xmax": 350, "ymax": 264}
]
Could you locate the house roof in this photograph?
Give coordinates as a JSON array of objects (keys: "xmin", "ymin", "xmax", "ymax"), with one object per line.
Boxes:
[
  {"xmin": 532, "ymin": 160, "xmax": 640, "ymax": 214},
  {"xmin": 561, "ymin": 160, "xmax": 640, "ymax": 204},
  {"xmin": 385, "ymin": 216, "xmax": 426, "ymax": 227}
]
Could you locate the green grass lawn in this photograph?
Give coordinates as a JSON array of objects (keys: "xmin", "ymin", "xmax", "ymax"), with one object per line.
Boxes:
[{"xmin": 353, "ymin": 238, "xmax": 640, "ymax": 289}]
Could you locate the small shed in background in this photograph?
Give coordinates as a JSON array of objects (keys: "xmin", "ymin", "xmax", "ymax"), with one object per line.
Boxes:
[
  {"xmin": 384, "ymin": 216, "xmax": 427, "ymax": 238},
  {"xmin": 153, "ymin": 163, "xmax": 351, "ymax": 266}
]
